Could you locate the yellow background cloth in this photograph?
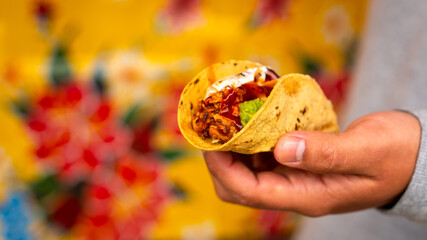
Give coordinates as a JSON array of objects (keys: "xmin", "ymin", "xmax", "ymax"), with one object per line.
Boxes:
[{"xmin": 0, "ymin": 0, "xmax": 366, "ymax": 239}]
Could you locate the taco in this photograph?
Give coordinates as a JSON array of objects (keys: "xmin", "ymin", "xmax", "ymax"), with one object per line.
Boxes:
[{"xmin": 178, "ymin": 60, "xmax": 339, "ymax": 154}]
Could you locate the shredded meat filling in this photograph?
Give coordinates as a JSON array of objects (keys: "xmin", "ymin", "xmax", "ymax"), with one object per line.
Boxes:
[
  {"xmin": 192, "ymin": 68, "xmax": 279, "ymax": 143},
  {"xmin": 192, "ymin": 87, "xmax": 245, "ymax": 143}
]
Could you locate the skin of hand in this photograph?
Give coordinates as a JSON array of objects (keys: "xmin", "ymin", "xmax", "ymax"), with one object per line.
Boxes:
[{"xmin": 203, "ymin": 111, "xmax": 421, "ymax": 216}]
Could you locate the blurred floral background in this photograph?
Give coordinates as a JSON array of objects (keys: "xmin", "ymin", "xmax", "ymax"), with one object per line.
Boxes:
[{"xmin": 0, "ymin": 0, "xmax": 367, "ymax": 239}]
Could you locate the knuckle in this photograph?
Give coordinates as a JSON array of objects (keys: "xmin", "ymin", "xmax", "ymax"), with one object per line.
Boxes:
[
  {"xmin": 214, "ymin": 182, "xmax": 259, "ymax": 206},
  {"xmin": 298, "ymin": 198, "xmax": 333, "ymax": 217},
  {"xmin": 303, "ymin": 205, "xmax": 331, "ymax": 217},
  {"xmin": 215, "ymin": 189, "xmax": 233, "ymax": 203},
  {"xmin": 218, "ymin": 194, "xmax": 234, "ymax": 203},
  {"xmin": 230, "ymin": 188, "xmax": 258, "ymax": 207},
  {"xmin": 304, "ymin": 209, "xmax": 328, "ymax": 217},
  {"xmin": 319, "ymin": 144, "xmax": 337, "ymax": 173}
]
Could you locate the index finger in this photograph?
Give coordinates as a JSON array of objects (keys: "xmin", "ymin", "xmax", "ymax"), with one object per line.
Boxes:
[
  {"xmin": 203, "ymin": 151, "xmax": 259, "ymax": 199},
  {"xmin": 203, "ymin": 151, "xmax": 301, "ymax": 210}
]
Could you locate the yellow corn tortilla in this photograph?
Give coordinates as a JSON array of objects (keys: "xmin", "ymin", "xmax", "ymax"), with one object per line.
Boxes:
[{"xmin": 178, "ymin": 60, "xmax": 339, "ymax": 154}]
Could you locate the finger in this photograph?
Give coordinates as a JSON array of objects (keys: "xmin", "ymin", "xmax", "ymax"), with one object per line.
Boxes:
[
  {"xmin": 203, "ymin": 151, "xmax": 287, "ymax": 208},
  {"xmin": 203, "ymin": 152, "xmax": 345, "ymax": 214},
  {"xmin": 273, "ymin": 130, "xmax": 375, "ymax": 175},
  {"xmin": 210, "ymin": 175, "xmax": 234, "ymax": 202},
  {"xmin": 203, "ymin": 151, "xmax": 259, "ymax": 200},
  {"xmin": 203, "ymin": 152, "xmax": 306, "ymax": 209},
  {"xmin": 252, "ymin": 167, "xmax": 338, "ymax": 214}
]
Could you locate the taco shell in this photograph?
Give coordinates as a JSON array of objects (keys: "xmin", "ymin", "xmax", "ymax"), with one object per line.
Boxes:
[{"xmin": 178, "ymin": 60, "xmax": 339, "ymax": 154}]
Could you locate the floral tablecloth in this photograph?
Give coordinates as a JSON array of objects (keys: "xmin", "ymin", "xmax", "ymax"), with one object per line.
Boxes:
[{"xmin": 0, "ymin": 0, "xmax": 367, "ymax": 239}]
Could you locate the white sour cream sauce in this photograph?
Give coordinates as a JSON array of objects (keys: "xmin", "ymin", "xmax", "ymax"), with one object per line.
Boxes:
[{"xmin": 205, "ymin": 67, "xmax": 268, "ymax": 99}]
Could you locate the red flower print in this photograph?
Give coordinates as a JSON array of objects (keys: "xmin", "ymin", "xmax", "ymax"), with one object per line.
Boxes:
[{"xmin": 249, "ymin": 0, "xmax": 293, "ymax": 28}]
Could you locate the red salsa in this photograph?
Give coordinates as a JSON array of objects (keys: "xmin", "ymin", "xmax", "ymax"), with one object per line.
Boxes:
[{"xmin": 192, "ymin": 67, "xmax": 279, "ymax": 143}]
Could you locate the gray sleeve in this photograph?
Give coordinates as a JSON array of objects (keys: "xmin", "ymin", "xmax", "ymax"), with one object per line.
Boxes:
[{"xmin": 384, "ymin": 109, "xmax": 427, "ymax": 223}]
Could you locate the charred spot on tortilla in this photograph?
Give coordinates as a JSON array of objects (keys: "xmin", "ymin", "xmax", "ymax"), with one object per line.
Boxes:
[
  {"xmin": 233, "ymin": 63, "xmax": 237, "ymax": 66},
  {"xmin": 295, "ymin": 124, "xmax": 298, "ymax": 130},
  {"xmin": 194, "ymin": 78, "xmax": 200, "ymax": 85},
  {"xmin": 301, "ymin": 107, "xmax": 307, "ymax": 115},
  {"xmin": 297, "ymin": 118, "xmax": 300, "ymax": 123},
  {"xmin": 190, "ymin": 103, "xmax": 193, "ymax": 110},
  {"xmin": 180, "ymin": 101, "xmax": 183, "ymax": 106}
]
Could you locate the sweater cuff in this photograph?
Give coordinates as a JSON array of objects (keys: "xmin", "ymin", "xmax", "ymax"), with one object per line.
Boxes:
[{"xmin": 382, "ymin": 110, "xmax": 427, "ymax": 223}]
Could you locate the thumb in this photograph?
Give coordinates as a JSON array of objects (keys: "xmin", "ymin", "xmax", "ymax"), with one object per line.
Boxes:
[{"xmin": 273, "ymin": 131, "xmax": 368, "ymax": 174}]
